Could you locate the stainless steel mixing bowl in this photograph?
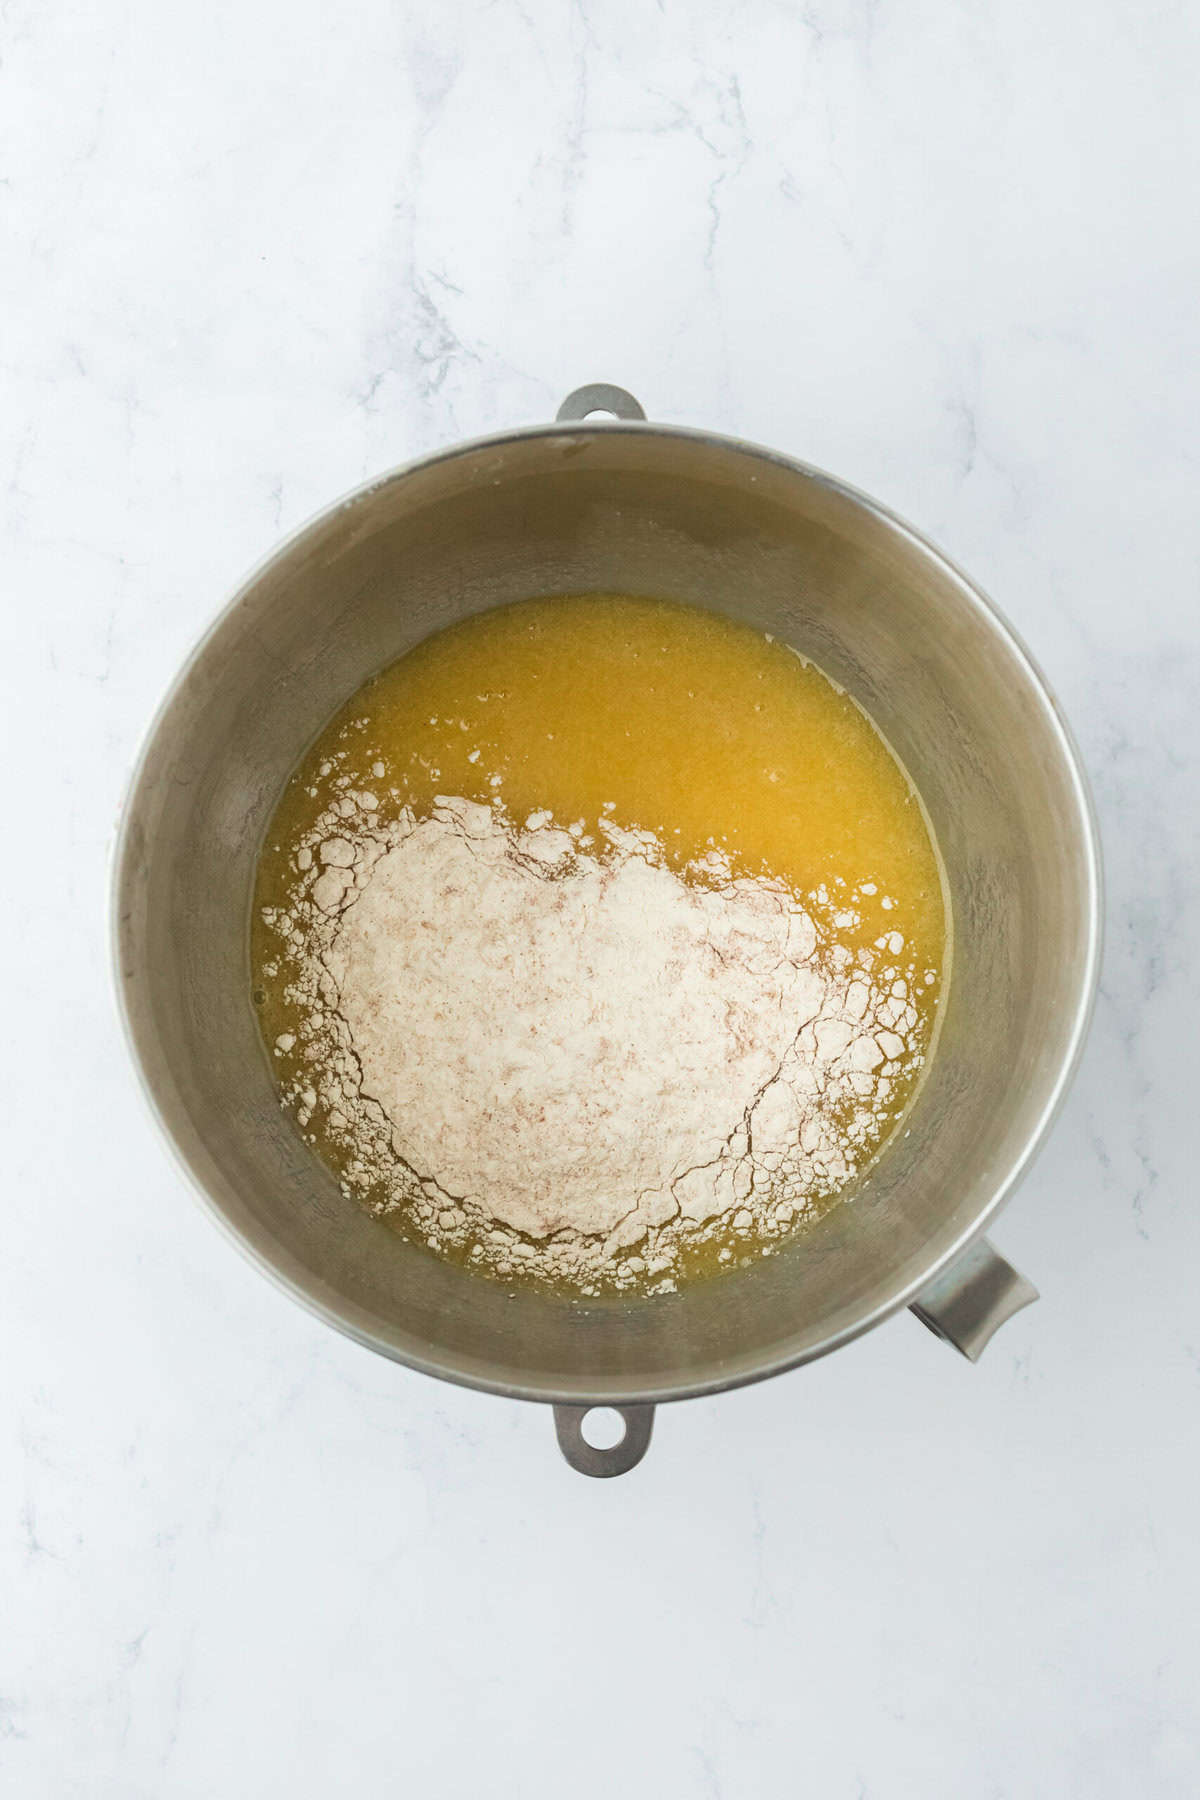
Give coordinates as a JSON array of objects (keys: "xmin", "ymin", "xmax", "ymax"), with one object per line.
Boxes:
[{"xmin": 112, "ymin": 383, "xmax": 1101, "ymax": 1476}]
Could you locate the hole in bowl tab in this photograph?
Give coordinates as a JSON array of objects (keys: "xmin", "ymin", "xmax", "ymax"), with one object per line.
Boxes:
[{"xmin": 580, "ymin": 1407, "xmax": 627, "ymax": 1451}]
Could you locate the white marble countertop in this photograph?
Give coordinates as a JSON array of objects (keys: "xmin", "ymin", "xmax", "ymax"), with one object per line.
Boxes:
[{"xmin": 4, "ymin": 1, "xmax": 1198, "ymax": 1793}]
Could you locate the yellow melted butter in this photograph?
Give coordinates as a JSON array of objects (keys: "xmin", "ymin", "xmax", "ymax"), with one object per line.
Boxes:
[{"xmin": 254, "ymin": 594, "xmax": 949, "ymax": 1294}]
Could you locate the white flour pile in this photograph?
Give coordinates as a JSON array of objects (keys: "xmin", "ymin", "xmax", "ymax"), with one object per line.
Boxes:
[{"xmin": 261, "ymin": 792, "xmax": 922, "ymax": 1295}]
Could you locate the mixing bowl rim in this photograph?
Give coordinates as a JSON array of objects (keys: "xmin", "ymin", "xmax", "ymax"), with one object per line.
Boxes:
[{"xmin": 110, "ymin": 415, "xmax": 1103, "ymax": 1406}]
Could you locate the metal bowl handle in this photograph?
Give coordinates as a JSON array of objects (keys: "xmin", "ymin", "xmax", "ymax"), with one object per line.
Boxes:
[
  {"xmin": 553, "ymin": 1404, "xmax": 655, "ymax": 1477},
  {"xmin": 556, "ymin": 383, "xmax": 647, "ymax": 423},
  {"xmin": 910, "ymin": 1237, "xmax": 1039, "ymax": 1361}
]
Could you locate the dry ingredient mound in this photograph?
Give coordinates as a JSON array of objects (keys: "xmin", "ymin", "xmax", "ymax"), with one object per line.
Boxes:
[{"xmin": 261, "ymin": 793, "xmax": 922, "ymax": 1296}]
